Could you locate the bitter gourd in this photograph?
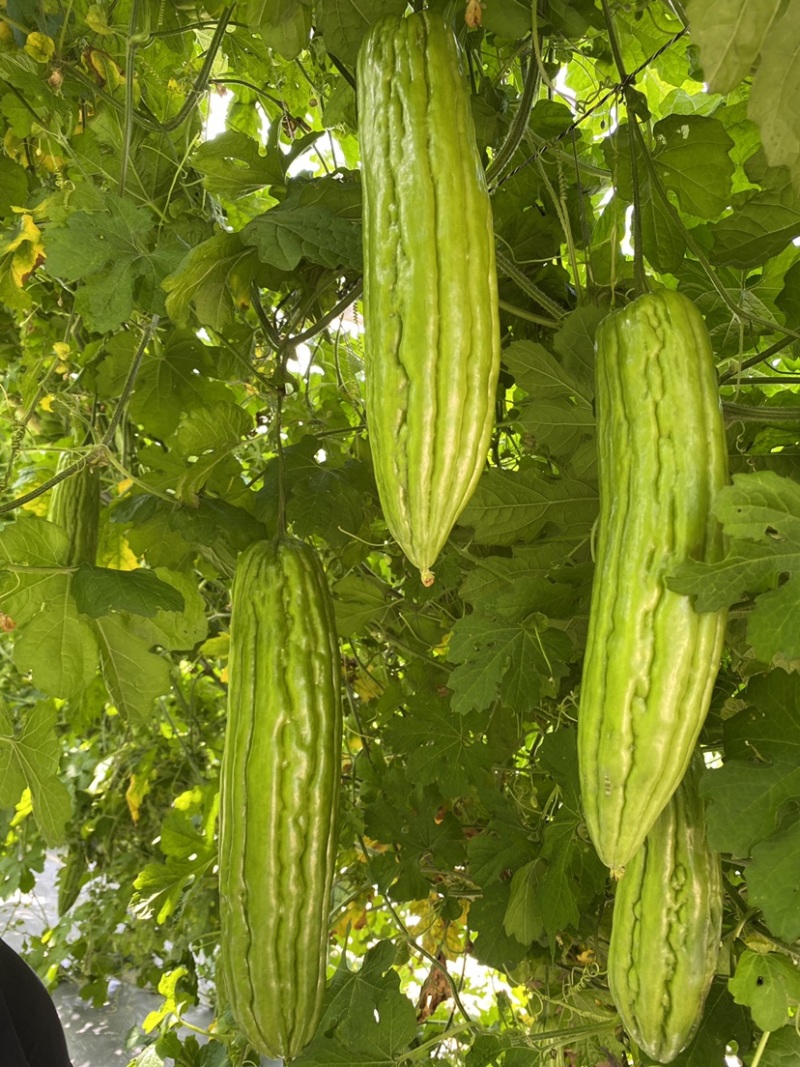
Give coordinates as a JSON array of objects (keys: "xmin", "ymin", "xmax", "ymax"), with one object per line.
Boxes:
[
  {"xmin": 48, "ymin": 453, "xmax": 100, "ymax": 567},
  {"xmin": 218, "ymin": 538, "xmax": 342, "ymax": 1060},
  {"xmin": 357, "ymin": 11, "xmax": 501, "ymax": 585},
  {"xmin": 607, "ymin": 759, "xmax": 723, "ymax": 1063},
  {"xmin": 578, "ymin": 290, "xmax": 727, "ymax": 871}
]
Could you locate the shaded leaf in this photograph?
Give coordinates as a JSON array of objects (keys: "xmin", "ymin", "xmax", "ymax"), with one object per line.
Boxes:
[
  {"xmin": 93, "ymin": 614, "xmax": 172, "ymax": 720},
  {"xmin": 72, "ymin": 565, "xmax": 185, "ymax": 619},
  {"xmin": 653, "ymin": 115, "xmax": 734, "ymax": 219},
  {"xmin": 503, "ymin": 861, "xmax": 544, "ymax": 944},
  {"xmin": 13, "ymin": 589, "xmax": 99, "ymax": 698},
  {"xmin": 670, "ymin": 471, "xmax": 800, "ymax": 662},
  {"xmin": 447, "ymin": 612, "xmax": 571, "ymax": 715},
  {"xmin": 685, "ymin": 0, "xmax": 782, "ymax": 92},
  {"xmin": 748, "ymin": 4, "xmax": 800, "ymax": 192},
  {"xmin": 746, "ymin": 819, "xmax": 800, "ymax": 941},
  {"xmin": 702, "ymin": 672, "xmax": 800, "ymax": 857},
  {"xmin": 459, "ymin": 466, "xmax": 597, "ymax": 546},
  {"xmin": 710, "ymin": 169, "xmax": 800, "ymax": 268},
  {"xmin": 242, "ymin": 176, "xmax": 363, "ymax": 271},
  {"xmin": 728, "ymin": 950, "xmax": 800, "ymax": 1032},
  {"xmin": 162, "ymin": 232, "xmax": 258, "ymax": 330},
  {"xmin": 316, "ymin": 0, "xmax": 407, "ymax": 66}
]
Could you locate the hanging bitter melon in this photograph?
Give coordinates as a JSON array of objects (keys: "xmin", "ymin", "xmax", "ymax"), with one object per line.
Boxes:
[
  {"xmin": 358, "ymin": 11, "xmax": 501, "ymax": 585},
  {"xmin": 578, "ymin": 290, "xmax": 728, "ymax": 871},
  {"xmin": 218, "ymin": 538, "xmax": 342, "ymax": 1060},
  {"xmin": 607, "ymin": 758, "xmax": 723, "ymax": 1063}
]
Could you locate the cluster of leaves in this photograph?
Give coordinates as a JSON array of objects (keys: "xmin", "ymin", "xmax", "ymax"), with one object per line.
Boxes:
[{"xmin": 1, "ymin": 1, "xmax": 800, "ymax": 1066}]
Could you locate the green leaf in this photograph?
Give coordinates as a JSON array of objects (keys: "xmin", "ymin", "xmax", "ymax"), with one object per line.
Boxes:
[
  {"xmin": 775, "ymin": 258, "xmax": 800, "ymax": 328},
  {"xmin": 505, "ymin": 340, "xmax": 594, "ymax": 457},
  {"xmin": 670, "ymin": 471, "xmax": 800, "ymax": 660},
  {"xmin": 536, "ymin": 728, "xmax": 582, "ymax": 812},
  {"xmin": 652, "ymin": 115, "xmax": 735, "ymax": 218},
  {"xmin": 192, "ymin": 130, "xmax": 284, "ymax": 198},
  {"xmin": 292, "ymin": 942, "xmax": 417, "ymax": 1066},
  {"xmin": 174, "ymin": 402, "xmax": 252, "ymax": 459},
  {"xmin": 467, "ymin": 804, "xmax": 537, "ymax": 889},
  {"xmin": 710, "ymin": 169, "xmax": 800, "ymax": 268},
  {"xmin": 504, "ymin": 340, "xmax": 592, "ymax": 403},
  {"xmin": 684, "ymin": 0, "xmax": 782, "ymax": 93},
  {"xmin": 746, "ymin": 820, "xmax": 800, "ymax": 941},
  {"xmin": 482, "ymin": 0, "xmax": 533, "ymax": 39},
  {"xmin": 13, "ymin": 587, "xmax": 99, "ymax": 698},
  {"xmin": 0, "ymin": 703, "xmax": 25, "ymax": 806},
  {"xmin": 332, "ymin": 574, "xmax": 389, "ymax": 637},
  {"xmin": 126, "ymin": 331, "xmax": 238, "ymax": 440},
  {"xmin": 0, "ymin": 520, "xmax": 99, "ymax": 697},
  {"xmin": 141, "ymin": 569, "xmax": 208, "ymax": 651},
  {"xmin": 363, "ymin": 777, "xmax": 465, "ymax": 900},
  {"xmin": 162, "ymin": 232, "xmax": 258, "ymax": 331},
  {"xmin": 43, "ymin": 198, "xmax": 172, "ymax": 331},
  {"xmin": 383, "ymin": 695, "xmax": 507, "ymax": 796},
  {"xmin": 748, "ymin": 5, "xmax": 800, "ymax": 192},
  {"xmin": 702, "ymin": 672, "xmax": 800, "ymax": 857},
  {"xmin": 468, "ymin": 882, "xmax": 528, "ymax": 970},
  {"xmin": 447, "ymin": 611, "xmax": 571, "ymax": 715},
  {"xmin": 459, "ymin": 466, "xmax": 597, "ymax": 546},
  {"xmin": 315, "ymin": 0, "xmax": 407, "ymax": 66},
  {"xmin": 92, "ymin": 613, "xmax": 172, "ymax": 720},
  {"xmin": 552, "ymin": 305, "xmax": 604, "ymax": 393},
  {"xmin": 0, "ymin": 516, "xmax": 68, "ymax": 571},
  {"xmin": 242, "ymin": 176, "xmax": 363, "ymax": 271},
  {"xmin": 728, "ymin": 949, "xmax": 800, "ymax": 1032},
  {"xmin": 538, "ymin": 807, "xmax": 606, "ymax": 938},
  {"xmin": 603, "ymin": 125, "xmax": 687, "ymax": 271},
  {"xmin": 460, "ymin": 547, "xmax": 590, "ymax": 618},
  {"xmin": 247, "ymin": 0, "xmax": 312, "ymax": 58},
  {"xmin": 503, "ymin": 861, "xmax": 544, "ymax": 944},
  {"xmin": 757, "ymin": 1027, "xmax": 800, "ymax": 1067},
  {"xmin": 0, "ymin": 157, "xmax": 29, "ymax": 217},
  {"xmin": 0, "ymin": 700, "xmax": 71, "ymax": 846},
  {"xmin": 132, "ymin": 851, "xmax": 215, "ymax": 925},
  {"xmin": 71, "ymin": 565, "xmax": 185, "ymax": 619}
]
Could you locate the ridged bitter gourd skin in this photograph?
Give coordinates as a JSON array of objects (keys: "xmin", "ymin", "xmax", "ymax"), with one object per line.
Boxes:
[
  {"xmin": 48, "ymin": 454, "xmax": 100, "ymax": 567},
  {"xmin": 578, "ymin": 290, "xmax": 728, "ymax": 872},
  {"xmin": 607, "ymin": 760, "xmax": 723, "ymax": 1063},
  {"xmin": 218, "ymin": 538, "xmax": 342, "ymax": 1061},
  {"xmin": 357, "ymin": 12, "xmax": 501, "ymax": 585}
]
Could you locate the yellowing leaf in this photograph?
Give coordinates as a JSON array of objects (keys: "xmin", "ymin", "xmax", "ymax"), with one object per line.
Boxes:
[
  {"xmin": 85, "ymin": 3, "xmax": 116, "ymax": 35},
  {"xmin": 97, "ymin": 525, "xmax": 139, "ymax": 571},
  {"xmin": 1, "ymin": 214, "xmax": 46, "ymax": 287},
  {"xmin": 84, "ymin": 49, "xmax": 125, "ymax": 90},
  {"xmin": 199, "ymin": 633, "xmax": 230, "ymax": 658},
  {"xmin": 25, "ymin": 32, "xmax": 55, "ymax": 63},
  {"xmin": 125, "ymin": 772, "xmax": 151, "ymax": 824},
  {"xmin": 353, "ymin": 666, "xmax": 382, "ymax": 702},
  {"xmin": 3, "ymin": 212, "xmax": 42, "ymax": 254},
  {"xmin": 332, "ymin": 895, "xmax": 371, "ymax": 939},
  {"xmin": 10, "ymin": 788, "xmax": 33, "ymax": 827}
]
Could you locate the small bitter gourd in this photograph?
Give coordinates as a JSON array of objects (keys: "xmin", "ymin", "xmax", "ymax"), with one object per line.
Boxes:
[
  {"xmin": 48, "ymin": 453, "xmax": 100, "ymax": 567},
  {"xmin": 607, "ymin": 758, "xmax": 723, "ymax": 1063},
  {"xmin": 578, "ymin": 290, "xmax": 728, "ymax": 871}
]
